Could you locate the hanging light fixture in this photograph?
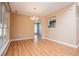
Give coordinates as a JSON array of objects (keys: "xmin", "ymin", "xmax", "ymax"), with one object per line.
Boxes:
[
  {"xmin": 31, "ymin": 8, "xmax": 39, "ymax": 21},
  {"xmin": 31, "ymin": 16, "xmax": 38, "ymax": 21}
]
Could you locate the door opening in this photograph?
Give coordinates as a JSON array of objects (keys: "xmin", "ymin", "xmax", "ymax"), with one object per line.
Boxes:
[{"xmin": 34, "ymin": 20, "xmax": 41, "ymax": 44}]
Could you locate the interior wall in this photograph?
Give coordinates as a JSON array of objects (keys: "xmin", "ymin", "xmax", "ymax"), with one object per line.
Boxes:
[
  {"xmin": 10, "ymin": 13, "xmax": 35, "ymax": 40},
  {"xmin": 45, "ymin": 4, "xmax": 77, "ymax": 46},
  {"xmin": 10, "ymin": 13, "xmax": 47, "ymax": 40},
  {"xmin": 39, "ymin": 16, "xmax": 47, "ymax": 37}
]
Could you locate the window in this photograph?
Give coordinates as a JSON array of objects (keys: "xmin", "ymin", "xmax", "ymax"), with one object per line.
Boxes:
[
  {"xmin": 0, "ymin": 3, "xmax": 8, "ymax": 49},
  {"xmin": 0, "ymin": 3, "xmax": 2, "ymax": 47}
]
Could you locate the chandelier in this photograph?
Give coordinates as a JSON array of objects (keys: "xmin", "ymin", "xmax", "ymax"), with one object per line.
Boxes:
[
  {"xmin": 31, "ymin": 8, "xmax": 39, "ymax": 21},
  {"xmin": 31, "ymin": 16, "xmax": 38, "ymax": 21}
]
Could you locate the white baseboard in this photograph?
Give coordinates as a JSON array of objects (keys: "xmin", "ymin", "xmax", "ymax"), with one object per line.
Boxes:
[
  {"xmin": 11, "ymin": 37, "xmax": 34, "ymax": 41},
  {"xmin": 42, "ymin": 37, "xmax": 78, "ymax": 48},
  {"xmin": 0, "ymin": 40, "xmax": 11, "ymax": 56}
]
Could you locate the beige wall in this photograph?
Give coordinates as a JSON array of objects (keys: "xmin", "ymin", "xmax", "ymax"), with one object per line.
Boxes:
[
  {"xmin": 10, "ymin": 13, "xmax": 46, "ymax": 40},
  {"xmin": 38, "ymin": 16, "xmax": 47, "ymax": 37},
  {"xmin": 10, "ymin": 13, "xmax": 34, "ymax": 39},
  {"xmin": 45, "ymin": 4, "xmax": 77, "ymax": 46}
]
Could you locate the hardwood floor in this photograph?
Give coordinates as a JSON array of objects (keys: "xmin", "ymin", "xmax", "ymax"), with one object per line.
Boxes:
[{"xmin": 5, "ymin": 39, "xmax": 79, "ymax": 56}]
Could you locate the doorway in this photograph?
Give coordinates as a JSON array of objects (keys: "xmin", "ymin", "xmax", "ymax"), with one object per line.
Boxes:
[{"xmin": 34, "ymin": 20, "xmax": 41, "ymax": 44}]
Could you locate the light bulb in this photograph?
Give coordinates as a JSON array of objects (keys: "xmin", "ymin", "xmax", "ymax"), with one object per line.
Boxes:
[
  {"xmin": 31, "ymin": 17, "xmax": 33, "ymax": 20},
  {"xmin": 36, "ymin": 17, "xmax": 38, "ymax": 20},
  {"xmin": 33, "ymin": 16, "xmax": 35, "ymax": 20},
  {"xmin": 31, "ymin": 16, "xmax": 35, "ymax": 20}
]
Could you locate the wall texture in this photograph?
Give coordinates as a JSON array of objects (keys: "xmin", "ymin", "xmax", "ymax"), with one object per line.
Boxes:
[
  {"xmin": 45, "ymin": 4, "xmax": 77, "ymax": 47},
  {"xmin": 10, "ymin": 13, "xmax": 34, "ymax": 40}
]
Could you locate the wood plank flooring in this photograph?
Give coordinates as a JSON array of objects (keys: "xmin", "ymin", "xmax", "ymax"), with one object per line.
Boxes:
[{"xmin": 5, "ymin": 39, "xmax": 79, "ymax": 56}]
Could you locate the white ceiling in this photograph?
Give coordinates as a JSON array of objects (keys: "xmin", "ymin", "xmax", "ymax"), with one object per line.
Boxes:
[{"xmin": 9, "ymin": 2, "xmax": 73, "ymax": 16}]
